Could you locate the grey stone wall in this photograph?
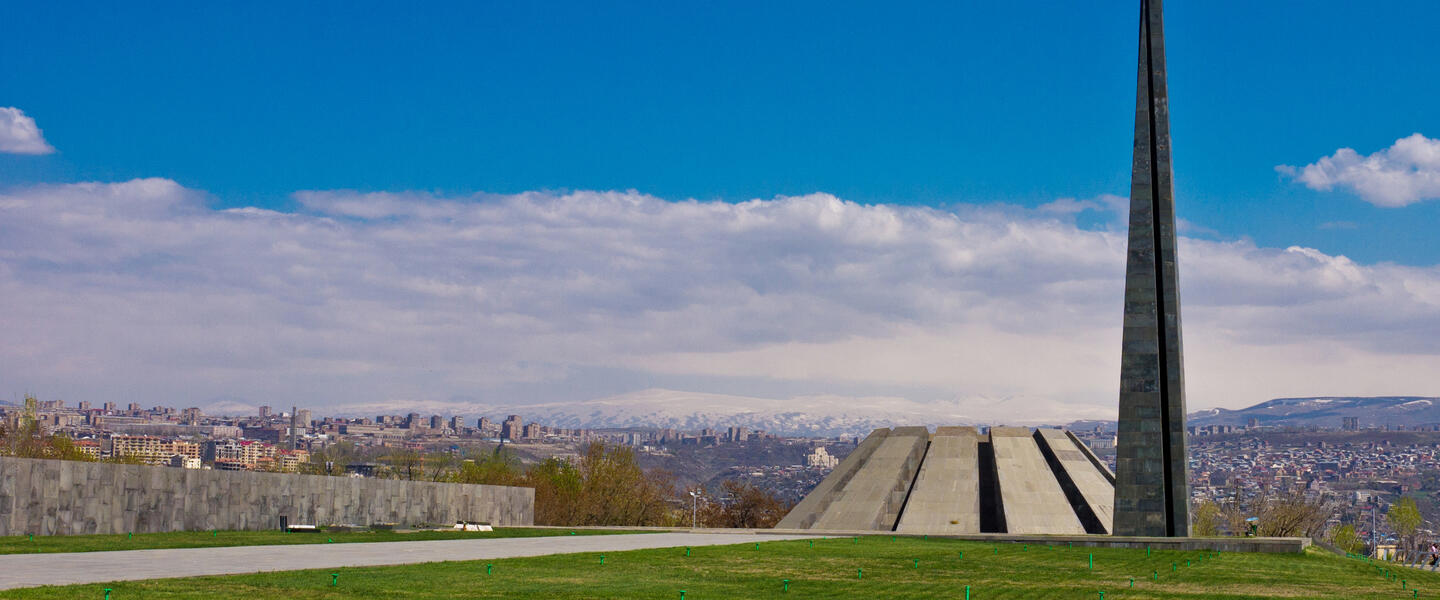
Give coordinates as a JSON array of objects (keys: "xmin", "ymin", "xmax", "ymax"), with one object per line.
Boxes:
[{"xmin": 0, "ymin": 456, "xmax": 533, "ymax": 536}]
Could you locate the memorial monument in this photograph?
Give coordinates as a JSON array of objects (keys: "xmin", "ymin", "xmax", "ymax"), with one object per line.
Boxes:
[
  {"xmin": 775, "ymin": 427, "xmax": 1114, "ymax": 535},
  {"xmin": 779, "ymin": 0, "xmax": 1192, "ymax": 537},
  {"xmin": 1113, "ymin": 0, "xmax": 1191, "ymax": 537}
]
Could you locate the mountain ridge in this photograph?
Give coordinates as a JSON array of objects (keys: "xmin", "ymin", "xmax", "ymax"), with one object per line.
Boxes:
[
  {"xmin": 187, "ymin": 393, "xmax": 1440, "ymax": 437},
  {"xmin": 324, "ymin": 388, "xmax": 984, "ymax": 438},
  {"xmin": 1186, "ymin": 396, "xmax": 1440, "ymax": 429}
]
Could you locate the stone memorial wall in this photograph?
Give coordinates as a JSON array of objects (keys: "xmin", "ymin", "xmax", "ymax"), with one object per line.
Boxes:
[{"xmin": 0, "ymin": 456, "xmax": 534, "ymax": 536}]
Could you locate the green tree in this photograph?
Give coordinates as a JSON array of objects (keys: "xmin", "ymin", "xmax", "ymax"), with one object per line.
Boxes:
[
  {"xmin": 45, "ymin": 433, "xmax": 97, "ymax": 462},
  {"xmin": 305, "ymin": 440, "xmax": 364, "ymax": 475},
  {"xmin": 452, "ymin": 442, "xmax": 676, "ymax": 527},
  {"xmin": 0, "ymin": 395, "xmax": 43, "ymax": 458},
  {"xmin": 105, "ymin": 453, "xmax": 147, "ymax": 465},
  {"xmin": 1, "ymin": 395, "xmax": 97, "ymax": 462},
  {"xmin": 526, "ymin": 457, "xmax": 583, "ymax": 525},
  {"xmin": 1329, "ymin": 524, "xmax": 1365, "ymax": 555},
  {"xmin": 1191, "ymin": 499, "xmax": 1222, "ymax": 537},
  {"xmin": 576, "ymin": 442, "xmax": 675, "ymax": 526},
  {"xmin": 1387, "ymin": 496, "xmax": 1423, "ymax": 564},
  {"xmin": 452, "ymin": 447, "xmax": 525, "ymax": 486}
]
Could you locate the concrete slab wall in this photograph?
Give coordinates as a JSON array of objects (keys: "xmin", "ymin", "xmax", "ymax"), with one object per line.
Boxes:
[
  {"xmin": 1034, "ymin": 428, "xmax": 1114, "ymax": 534},
  {"xmin": 895, "ymin": 426, "xmax": 979, "ymax": 534},
  {"xmin": 781, "ymin": 426, "xmax": 1117, "ymax": 536},
  {"xmin": 1068, "ymin": 430, "xmax": 1116, "ymax": 484},
  {"xmin": 989, "ymin": 427, "xmax": 1085, "ymax": 535},
  {"xmin": 810, "ymin": 427, "xmax": 928, "ymax": 531},
  {"xmin": 776, "ymin": 429, "xmax": 889, "ymax": 529},
  {"xmin": 0, "ymin": 456, "xmax": 533, "ymax": 536}
]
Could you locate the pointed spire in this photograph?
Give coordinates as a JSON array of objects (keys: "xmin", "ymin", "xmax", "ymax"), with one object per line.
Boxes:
[{"xmin": 1113, "ymin": 0, "xmax": 1190, "ymax": 538}]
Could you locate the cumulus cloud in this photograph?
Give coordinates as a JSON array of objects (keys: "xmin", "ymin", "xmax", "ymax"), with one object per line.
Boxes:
[
  {"xmin": 0, "ymin": 107, "xmax": 56, "ymax": 155},
  {"xmin": 1278, "ymin": 133, "xmax": 1440, "ymax": 207},
  {"xmin": 1, "ymin": 180, "xmax": 1437, "ymax": 421}
]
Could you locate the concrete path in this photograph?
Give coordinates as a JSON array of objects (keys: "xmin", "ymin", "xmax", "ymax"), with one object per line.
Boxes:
[{"xmin": 0, "ymin": 532, "xmax": 820, "ymax": 590}]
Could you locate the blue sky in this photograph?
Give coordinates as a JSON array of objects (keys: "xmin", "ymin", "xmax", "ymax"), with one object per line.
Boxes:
[
  {"xmin": 2, "ymin": 2, "xmax": 1438, "ymax": 423},
  {"xmin": 5, "ymin": 1, "xmax": 1439, "ymax": 263}
]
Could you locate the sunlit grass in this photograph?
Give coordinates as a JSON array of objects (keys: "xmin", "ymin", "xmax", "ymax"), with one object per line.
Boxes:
[
  {"xmin": 0, "ymin": 527, "xmax": 635, "ymax": 555},
  {"xmin": 4, "ymin": 535, "xmax": 1438, "ymax": 599}
]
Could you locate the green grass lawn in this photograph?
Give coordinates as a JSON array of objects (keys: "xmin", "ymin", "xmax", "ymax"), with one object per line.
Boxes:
[
  {"xmin": 0, "ymin": 527, "xmax": 634, "ymax": 555},
  {"xmin": 3, "ymin": 535, "xmax": 1438, "ymax": 599}
]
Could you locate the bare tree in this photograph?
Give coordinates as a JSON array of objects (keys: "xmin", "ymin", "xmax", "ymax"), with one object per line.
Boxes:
[
  {"xmin": 423, "ymin": 452, "xmax": 456, "ymax": 481},
  {"xmin": 698, "ymin": 480, "xmax": 791, "ymax": 529},
  {"xmin": 382, "ymin": 449, "xmax": 424, "ymax": 480},
  {"xmin": 1256, "ymin": 488, "xmax": 1331, "ymax": 538}
]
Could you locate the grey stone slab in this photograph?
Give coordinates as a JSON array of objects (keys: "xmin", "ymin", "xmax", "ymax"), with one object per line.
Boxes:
[
  {"xmin": 0, "ymin": 532, "xmax": 822, "ymax": 590},
  {"xmin": 776, "ymin": 428, "xmax": 890, "ymax": 529},
  {"xmin": 894, "ymin": 426, "xmax": 979, "ymax": 534},
  {"xmin": 811, "ymin": 427, "xmax": 928, "ymax": 531},
  {"xmin": 1034, "ymin": 428, "xmax": 1114, "ymax": 534},
  {"xmin": 989, "ymin": 427, "xmax": 1084, "ymax": 535},
  {"xmin": 0, "ymin": 457, "xmax": 534, "ymax": 537}
]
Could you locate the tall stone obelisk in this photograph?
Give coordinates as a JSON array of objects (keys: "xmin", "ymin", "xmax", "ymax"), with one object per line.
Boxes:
[{"xmin": 1113, "ymin": 0, "xmax": 1190, "ymax": 538}]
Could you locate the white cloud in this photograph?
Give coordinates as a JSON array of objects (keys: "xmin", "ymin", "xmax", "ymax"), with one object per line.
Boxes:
[
  {"xmin": 1, "ymin": 180, "xmax": 1437, "ymax": 422},
  {"xmin": 1037, "ymin": 193, "xmax": 1127, "ymax": 217},
  {"xmin": 0, "ymin": 107, "xmax": 56, "ymax": 155},
  {"xmin": 1278, "ymin": 133, "xmax": 1440, "ymax": 207}
]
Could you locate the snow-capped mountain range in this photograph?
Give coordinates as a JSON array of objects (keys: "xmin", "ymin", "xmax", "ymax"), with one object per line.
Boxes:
[
  {"xmin": 329, "ymin": 389, "xmax": 985, "ymax": 438},
  {"xmin": 190, "ymin": 393, "xmax": 1440, "ymax": 438},
  {"xmin": 1187, "ymin": 396, "xmax": 1440, "ymax": 429}
]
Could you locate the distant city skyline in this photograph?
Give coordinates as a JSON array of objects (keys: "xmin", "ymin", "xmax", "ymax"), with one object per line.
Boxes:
[{"xmin": 2, "ymin": 2, "xmax": 1438, "ymax": 422}]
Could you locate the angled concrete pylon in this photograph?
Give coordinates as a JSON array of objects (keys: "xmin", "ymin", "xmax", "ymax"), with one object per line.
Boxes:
[{"xmin": 1113, "ymin": 0, "xmax": 1191, "ymax": 537}]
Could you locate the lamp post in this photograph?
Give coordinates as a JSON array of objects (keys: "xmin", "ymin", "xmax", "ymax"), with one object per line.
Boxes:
[
  {"xmin": 1372, "ymin": 504, "xmax": 1378, "ymax": 559},
  {"xmin": 689, "ymin": 490, "xmax": 699, "ymax": 529}
]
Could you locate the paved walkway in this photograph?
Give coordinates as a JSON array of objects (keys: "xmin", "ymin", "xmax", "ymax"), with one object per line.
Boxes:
[{"xmin": 0, "ymin": 532, "xmax": 819, "ymax": 590}]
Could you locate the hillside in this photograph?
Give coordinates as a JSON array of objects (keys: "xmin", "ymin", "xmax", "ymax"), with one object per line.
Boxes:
[
  {"xmin": 1188, "ymin": 396, "xmax": 1440, "ymax": 429},
  {"xmin": 0, "ymin": 536, "xmax": 1427, "ymax": 599}
]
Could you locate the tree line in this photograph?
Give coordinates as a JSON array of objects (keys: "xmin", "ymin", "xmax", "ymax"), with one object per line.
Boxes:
[
  {"xmin": 0, "ymin": 395, "xmax": 142, "ymax": 464},
  {"xmin": 5, "ymin": 394, "xmax": 793, "ymax": 528},
  {"xmin": 1191, "ymin": 481, "xmax": 1430, "ymax": 564},
  {"xmin": 305, "ymin": 439, "xmax": 795, "ymax": 528}
]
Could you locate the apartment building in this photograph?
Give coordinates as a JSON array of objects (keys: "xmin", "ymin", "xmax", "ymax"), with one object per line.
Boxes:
[{"xmin": 109, "ymin": 435, "xmax": 202, "ymax": 465}]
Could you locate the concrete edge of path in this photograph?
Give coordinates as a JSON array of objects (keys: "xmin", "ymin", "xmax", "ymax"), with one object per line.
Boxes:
[
  {"xmin": 523, "ymin": 526, "xmax": 1308, "ymax": 553},
  {"xmin": 0, "ymin": 532, "xmax": 821, "ymax": 591}
]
